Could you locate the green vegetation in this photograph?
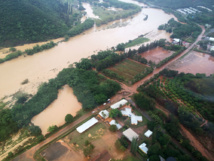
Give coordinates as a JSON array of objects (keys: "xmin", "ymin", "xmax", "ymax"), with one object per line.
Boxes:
[
  {"xmin": 69, "ymin": 122, "xmax": 106, "ymax": 149},
  {"xmin": 106, "ymin": 59, "xmax": 151, "ymax": 84},
  {"xmin": 115, "ymin": 136, "xmax": 129, "ymax": 151},
  {"xmin": 158, "ymin": 18, "xmax": 202, "ymax": 43},
  {"xmin": 109, "ymin": 109, "xmax": 122, "ymax": 118},
  {"xmin": 109, "ymin": 125, "xmax": 117, "ymax": 132},
  {"xmin": 0, "ymin": 0, "xmax": 70, "ymax": 47},
  {"xmin": 83, "ymin": 143, "xmax": 95, "ymax": 156},
  {"xmin": 65, "ymin": 114, "xmax": 74, "ymax": 123},
  {"xmin": 25, "ymin": 41, "xmax": 56, "ymax": 55},
  {"xmin": 48, "ymin": 125, "xmax": 58, "ymax": 133},
  {"xmin": 125, "ymin": 37, "xmax": 150, "ymax": 48}
]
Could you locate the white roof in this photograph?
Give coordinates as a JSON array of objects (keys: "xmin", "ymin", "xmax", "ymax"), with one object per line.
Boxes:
[
  {"xmin": 131, "ymin": 115, "xmax": 143, "ymax": 125},
  {"xmin": 173, "ymin": 38, "xmax": 180, "ymax": 42},
  {"xmin": 109, "ymin": 120, "xmax": 122, "ymax": 130},
  {"xmin": 121, "ymin": 108, "xmax": 143, "ymax": 125},
  {"xmin": 121, "ymin": 108, "xmax": 132, "ymax": 116},
  {"xmin": 99, "ymin": 110, "xmax": 109, "ymax": 119},
  {"xmin": 110, "ymin": 99, "xmax": 128, "ymax": 109},
  {"xmin": 210, "ymin": 46, "xmax": 214, "ymax": 51},
  {"xmin": 139, "ymin": 143, "xmax": 148, "ymax": 154},
  {"xmin": 123, "ymin": 128, "xmax": 139, "ymax": 142},
  {"xmin": 76, "ymin": 117, "xmax": 98, "ymax": 133},
  {"xmin": 209, "ymin": 37, "xmax": 214, "ymax": 42},
  {"xmin": 144, "ymin": 130, "xmax": 153, "ymax": 138}
]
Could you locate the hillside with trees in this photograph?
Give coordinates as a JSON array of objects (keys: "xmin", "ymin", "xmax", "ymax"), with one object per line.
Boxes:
[{"xmin": 0, "ymin": 0, "xmax": 73, "ymax": 47}]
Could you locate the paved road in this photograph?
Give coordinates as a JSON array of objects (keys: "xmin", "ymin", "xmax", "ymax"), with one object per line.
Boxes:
[{"xmin": 13, "ymin": 25, "xmax": 205, "ymax": 161}]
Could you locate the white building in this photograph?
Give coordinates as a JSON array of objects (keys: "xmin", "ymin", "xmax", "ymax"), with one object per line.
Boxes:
[
  {"xmin": 144, "ymin": 130, "xmax": 153, "ymax": 138},
  {"xmin": 109, "ymin": 120, "xmax": 122, "ymax": 130},
  {"xmin": 110, "ymin": 99, "xmax": 128, "ymax": 109},
  {"xmin": 99, "ymin": 110, "xmax": 109, "ymax": 119},
  {"xmin": 209, "ymin": 37, "xmax": 214, "ymax": 42},
  {"xmin": 210, "ymin": 46, "xmax": 214, "ymax": 51},
  {"xmin": 139, "ymin": 143, "xmax": 148, "ymax": 154},
  {"xmin": 76, "ymin": 117, "xmax": 98, "ymax": 133},
  {"xmin": 123, "ymin": 128, "xmax": 139, "ymax": 142},
  {"xmin": 121, "ymin": 108, "xmax": 143, "ymax": 125}
]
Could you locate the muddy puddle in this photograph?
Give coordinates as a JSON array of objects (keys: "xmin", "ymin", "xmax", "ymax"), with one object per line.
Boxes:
[
  {"xmin": 31, "ymin": 85, "xmax": 82, "ymax": 135},
  {"xmin": 140, "ymin": 47, "xmax": 173, "ymax": 63},
  {"xmin": 168, "ymin": 51, "xmax": 214, "ymax": 75}
]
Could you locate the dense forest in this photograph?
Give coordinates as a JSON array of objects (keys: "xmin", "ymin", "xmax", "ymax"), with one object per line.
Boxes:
[
  {"xmin": 136, "ymin": 0, "xmax": 214, "ymax": 9},
  {"xmin": 0, "ymin": 0, "xmax": 74, "ymax": 46}
]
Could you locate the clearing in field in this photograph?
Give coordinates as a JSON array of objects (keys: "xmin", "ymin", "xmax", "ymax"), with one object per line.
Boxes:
[{"xmin": 109, "ymin": 59, "xmax": 149, "ymax": 84}]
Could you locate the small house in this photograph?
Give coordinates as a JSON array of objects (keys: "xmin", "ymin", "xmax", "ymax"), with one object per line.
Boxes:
[{"xmin": 123, "ymin": 128, "xmax": 139, "ymax": 142}]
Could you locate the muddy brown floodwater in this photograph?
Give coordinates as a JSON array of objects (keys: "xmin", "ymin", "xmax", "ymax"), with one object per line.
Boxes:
[
  {"xmin": 0, "ymin": 0, "xmax": 175, "ymax": 100},
  {"xmin": 140, "ymin": 47, "xmax": 173, "ymax": 64},
  {"xmin": 31, "ymin": 85, "xmax": 82, "ymax": 135},
  {"xmin": 168, "ymin": 51, "xmax": 214, "ymax": 75}
]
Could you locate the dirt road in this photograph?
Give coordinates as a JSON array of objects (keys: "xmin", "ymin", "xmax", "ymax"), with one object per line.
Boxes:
[{"xmin": 13, "ymin": 26, "xmax": 206, "ymax": 161}]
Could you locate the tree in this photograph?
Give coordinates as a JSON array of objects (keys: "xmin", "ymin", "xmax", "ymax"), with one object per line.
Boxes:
[
  {"xmin": 65, "ymin": 114, "xmax": 74, "ymax": 123},
  {"xmin": 130, "ymin": 138, "xmax": 138, "ymax": 155},
  {"xmin": 109, "ymin": 125, "xmax": 117, "ymax": 132},
  {"xmin": 109, "ymin": 109, "xmax": 122, "ymax": 118},
  {"xmin": 83, "ymin": 144, "xmax": 94, "ymax": 157},
  {"xmin": 148, "ymin": 143, "xmax": 161, "ymax": 156},
  {"xmin": 28, "ymin": 125, "xmax": 42, "ymax": 136},
  {"xmin": 48, "ymin": 125, "xmax": 58, "ymax": 133},
  {"xmin": 116, "ymin": 43, "xmax": 125, "ymax": 51}
]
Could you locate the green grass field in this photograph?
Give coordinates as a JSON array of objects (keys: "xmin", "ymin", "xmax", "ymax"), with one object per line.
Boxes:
[
  {"xmin": 68, "ymin": 122, "xmax": 106, "ymax": 149},
  {"xmin": 109, "ymin": 59, "xmax": 148, "ymax": 83},
  {"xmin": 125, "ymin": 37, "xmax": 149, "ymax": 48}
]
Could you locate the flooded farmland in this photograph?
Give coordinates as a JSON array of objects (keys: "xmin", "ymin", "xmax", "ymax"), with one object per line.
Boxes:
[
  {"xmin": 140, "ymin": 47, "xmax": 174, "ymax": 64},
  {"xmin": 31, "ymin": 85, "xmax": 82, "ymax": 135},
  {"xmin": 168, "ymin": 51, "xmax": 214, "ymax": 75}
]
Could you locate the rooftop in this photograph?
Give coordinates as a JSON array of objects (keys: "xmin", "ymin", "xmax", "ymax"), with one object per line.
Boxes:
[
  {"xmin": 139, "ymin": 143, "xmax": 148, "ymax": 154},
  {"xmin": 144, "ymin": 130, "xmax": 153, "ymax": 138},
  {"xmin": 99, "ymin": 110, "xmax": 109, "ymax": 119},
  {"xmin": 123, "ymin": 128, "xmax": 139, "ymax": 142},
  {"xmin": 109, "ymin": 120, "xmax": 122, "ymax": 130},
  {"xmin": 110, "ymin": 99, "xmax": 128, "ymax": 109},
  {"xmin": 76, "ymin": 117, "xmax": 98, "ymax": 133}
]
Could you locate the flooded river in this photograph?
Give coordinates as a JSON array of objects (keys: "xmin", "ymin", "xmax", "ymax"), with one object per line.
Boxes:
[
  {"xmin": 0, "ymin": 0, "xmax": 175, "ymax": 100},
  {"xmin": 31, "ymin": 85, "xmax": 82, "ymax": 135}
]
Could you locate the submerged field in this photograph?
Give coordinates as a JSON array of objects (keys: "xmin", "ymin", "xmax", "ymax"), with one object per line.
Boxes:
[
  {"xmin": 168, "ymin": 51, "xmax": 214, "ymax": 75},
  {"xmin": 108, "ymin": 59, "xmax": 149, "ymax": 84}
]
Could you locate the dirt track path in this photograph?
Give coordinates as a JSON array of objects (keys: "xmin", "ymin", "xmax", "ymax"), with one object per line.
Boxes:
[{"xmin": 13, "ymin": 26, "xmax": 206, "ymax": 161}]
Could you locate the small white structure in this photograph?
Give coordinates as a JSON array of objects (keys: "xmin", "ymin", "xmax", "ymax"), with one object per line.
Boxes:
[
  {"xmin": 209, "ymin": 37, "xmax": 214, "ymax": 42},
  {"xmin": 76, "ymin": 117, "xmax": 98, "ymax": 133},
  {"xmin": 99, "ymin": 110, "xmax": 109, "ymax": 119},
  {"xmin": 123, "ymin": 128, "xmax": 139, "ymax": 142},
  {"xmin": 172, "ymin": 38, "xmax": 181, "ymax": 44},
  {"xmin": 110, "ymin": 99, "xmax": 128, "ymax": 109},
  {"xmin": 210, "ymin": 46, "xmax": 214, "ymax": 51},
  {"xmin": 139, "ymin": 143, "xmax": 148, "ymax": 154},
  {"xmin": 121, "ymin": 108, "xmax": 143, "ymax": 125},
  {"xmin": 144, "ymin": 130, "xmax": 153, "ymax": 138},
  {"xmin": 109, "ymin": 120, "xmax": 122, "ymax": 130},
  {"xmin": 131, "ymin": 115, "xmax": 143, "ymax": 125}
]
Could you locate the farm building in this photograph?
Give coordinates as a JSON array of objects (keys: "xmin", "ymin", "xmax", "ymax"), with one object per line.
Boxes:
[
  {"xmin": 110, "ymin": 99, "xmax": 128, "ymax": 109},
  {"xmin": 139, "ymin": 143, "xmax": 148, "ymax": 154},
  {"xmin": 123, "ymin": 128, "xmax": 139, "ymax": 142},
  {"xmin": 109, "ymin": 120, "xmax": 122, "ymax": 130},
  {"xmin": 144, "ymin": 130, "xmax": 153, "ymax": 138},
  {"xmin": 121, "ymin": 108, "xmax": 143, "ymax": 125},
  {"xmin": 99, "ymin": 110, "xmax": 109, "ymax": 119},
  {"xmin": 76, "ymin": 117, "xmax": 98, "ymax": 133}
]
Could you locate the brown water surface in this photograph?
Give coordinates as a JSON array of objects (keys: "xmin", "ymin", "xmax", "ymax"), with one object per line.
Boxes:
[
  {"xmin": 0, "ymin": 0, "xmax": 175, "ymax": 99},
  {"xmin": 140, "ymin": 47, "xmax": 173, "ymax": 63},
  {"xmin": 168, "ymin": 51, "xmax": 214, "ymax": 75},
  {"xmin": 31, "ymin": 85, "xmax": 82, "ymax": 135}
]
